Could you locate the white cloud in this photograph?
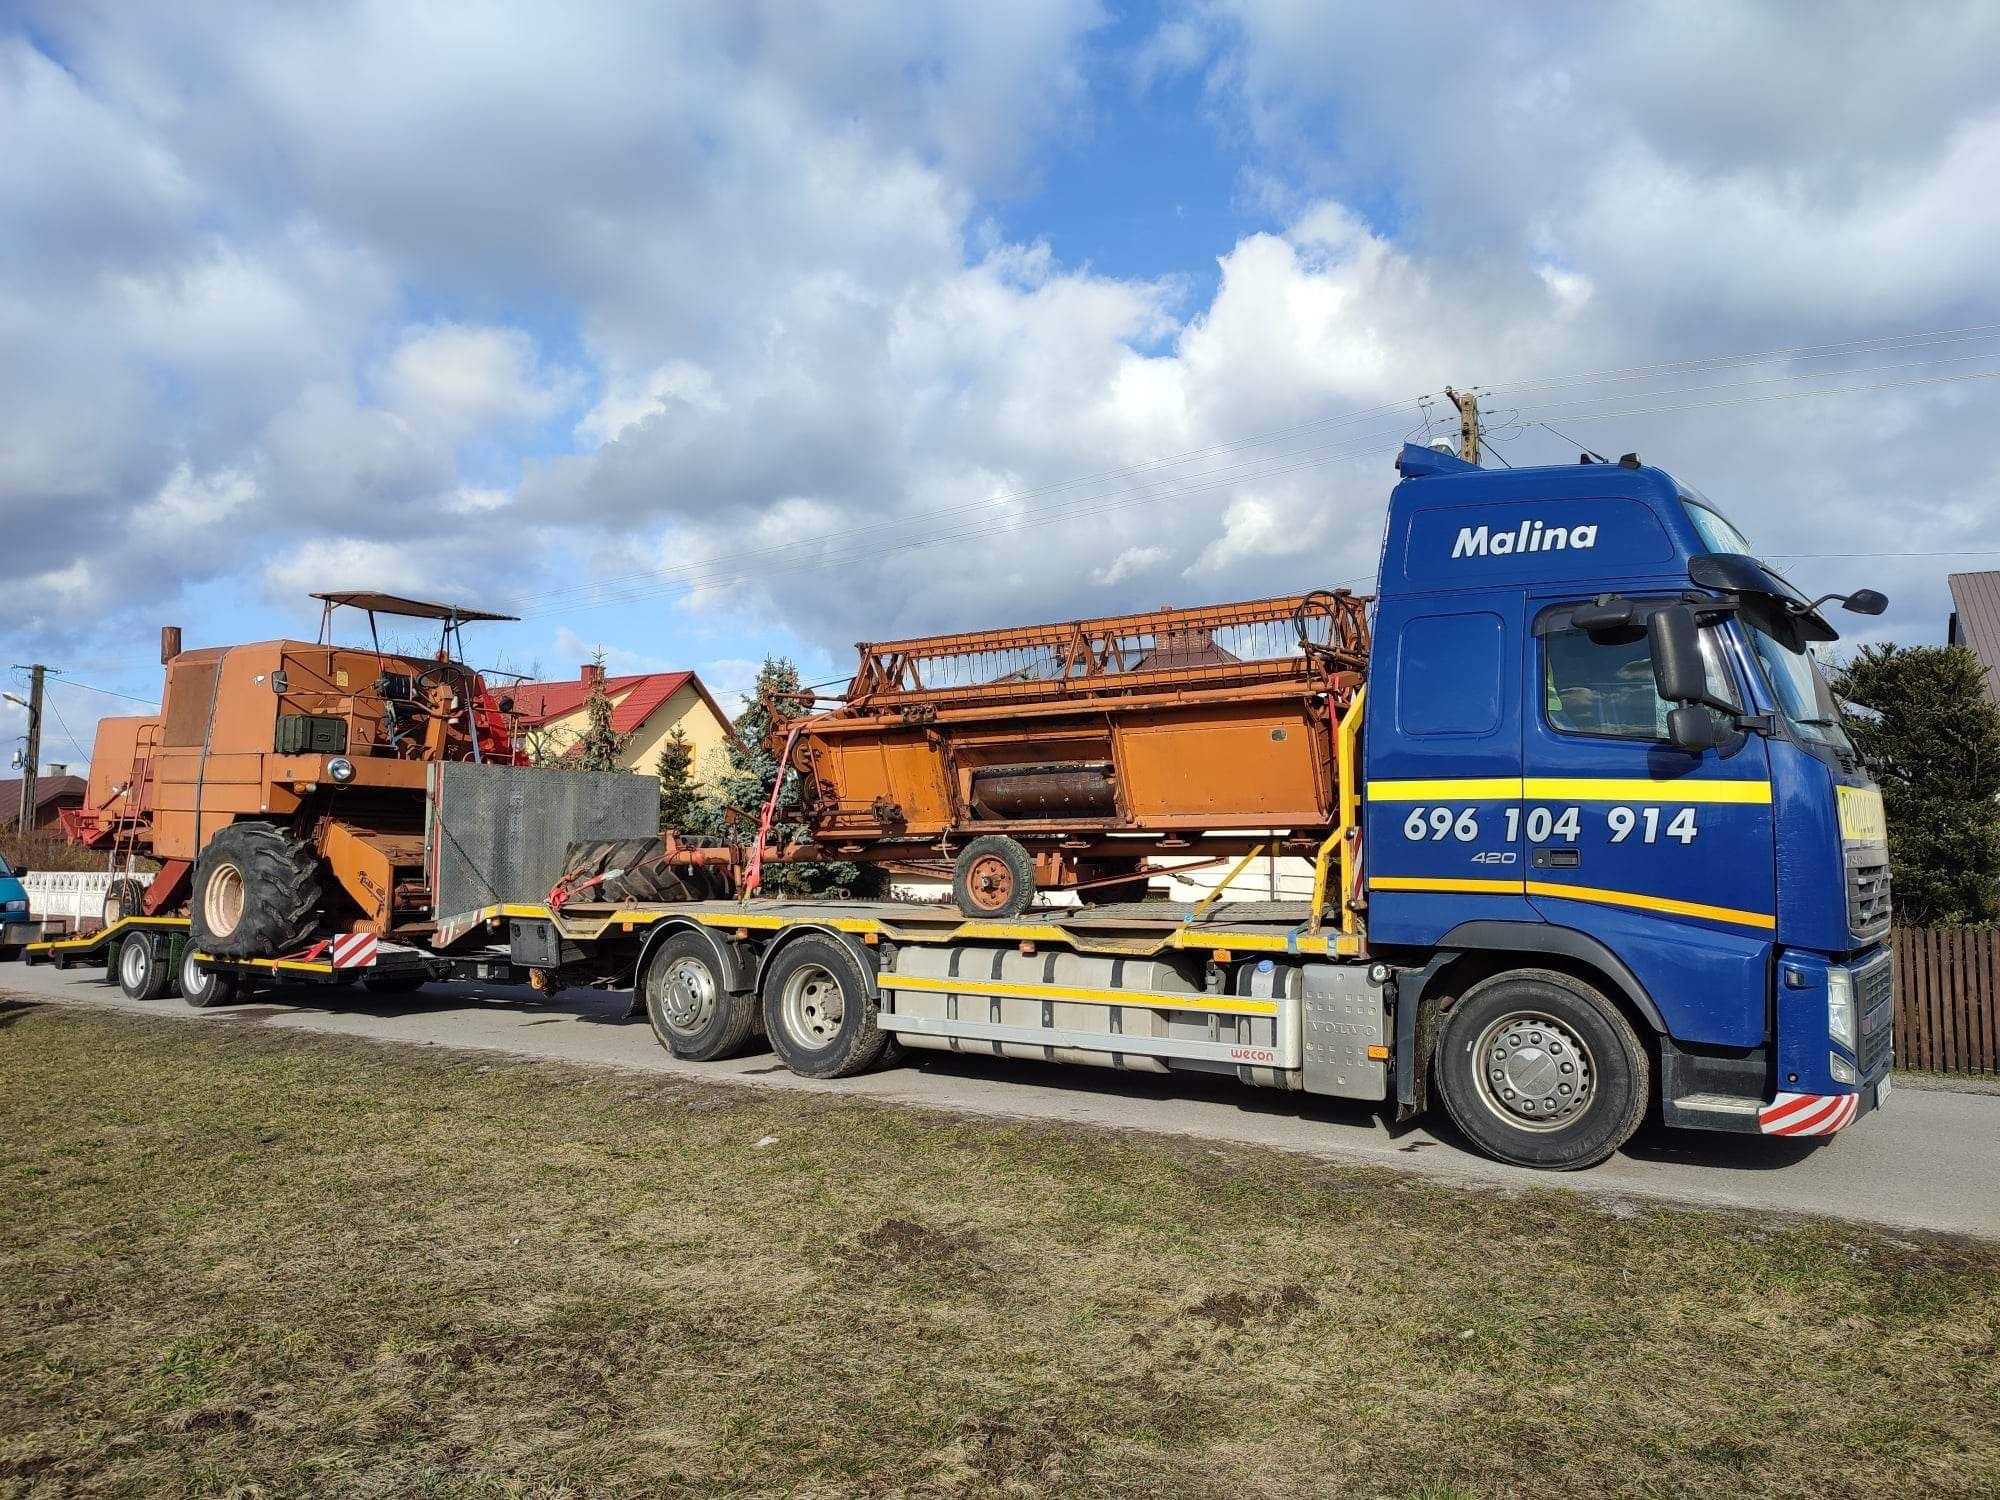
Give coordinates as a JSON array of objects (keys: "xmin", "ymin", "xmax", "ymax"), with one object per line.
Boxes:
[
  {"xmin": 376, "ymin": 322, "xmax": 579, "ymax": 440},
  {"xmin": 3, "ymin": 0, "xmax": 1997, "ymax": 679}
]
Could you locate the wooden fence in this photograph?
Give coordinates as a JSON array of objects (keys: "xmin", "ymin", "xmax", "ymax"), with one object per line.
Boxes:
[{"xmin": 1893, "ymin": 927, "xmax": 1999, "ymax": 1074}]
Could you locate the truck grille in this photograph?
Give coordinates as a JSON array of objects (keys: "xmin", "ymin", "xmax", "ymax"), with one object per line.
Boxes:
[
  {"xmin": 1846, "ymin": 849, "xmax": 1892, "ymax": 941},
  {"xmin": 1855, "ymin": 950, "xmax": 1895, "ymax": 1078}
]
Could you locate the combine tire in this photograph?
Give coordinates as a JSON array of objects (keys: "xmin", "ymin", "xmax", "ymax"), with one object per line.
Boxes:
[
  {"xmin": 952, "ymin": 835, "xmax": 1037, "ymax": 919},
  {"xmin": 190, "ymin": 822, "xmax": 320, "ymax": 956},
  {"xmin": 561, "ymin": 839, "xmax": 710, "ymax": 905},
  {"xmin": 103, "ymin": 878, "xmax": 148, "ymax": 926},
  {"xmin": 115, "ymin": 933, "xmax": 172, "ymax": 1001},
  {"xmin": 759, "ymin": 933, "xmax": 889, "ymax": 1079},
  {"xmin": 641, "ymin": 930, "xmax": 756, "ymax": 1061},
  {"xmin": 178, "ymin": 946, "xmax": 241, "ymax": 1009}
]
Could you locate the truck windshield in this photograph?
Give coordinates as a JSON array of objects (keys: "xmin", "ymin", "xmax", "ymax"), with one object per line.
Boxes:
[{"xmin": 1739, "ymin": 599, "xmax": 1854, "ymax": 753}]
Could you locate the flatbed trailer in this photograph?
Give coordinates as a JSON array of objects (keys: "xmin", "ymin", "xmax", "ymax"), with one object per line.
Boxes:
[
  {"xmin": 434, "ymin": 892, "xmax": 1391, "ymax": 1103},
  {"xmin": 23, "ymin": 914, "xmax": 519, "ymax": 1007}
]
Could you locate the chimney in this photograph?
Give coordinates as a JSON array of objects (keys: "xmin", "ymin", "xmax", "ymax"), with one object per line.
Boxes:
[
  {"xmin": 44, "ymin": 763, "xmax": 68, "ymax": 779},
  {"xmin": 581, "ymin": 662, "xmax": 605, "ymax": 687}
]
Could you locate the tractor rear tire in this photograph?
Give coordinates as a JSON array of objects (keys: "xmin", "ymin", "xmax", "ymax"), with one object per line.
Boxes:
[
  {"xmin": 190, "ymin": 822, "xmax": 321, "ymax": 957},
  {"xmin": 952, "ymin": 835, "xmax": 1038, "ymax": 919},
  {"xmin": 103, "ymin": 878, "xmax": 148, "ymax": 926},
  {"xmin": 561, "ymin": 839, "xmax": 708, "ymax": 905}
]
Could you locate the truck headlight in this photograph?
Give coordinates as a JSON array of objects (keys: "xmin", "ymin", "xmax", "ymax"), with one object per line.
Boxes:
[
  {"xmin": 1830, "ymin": 1053, "xmax": 1858, "ymax": 1085},
  {"xmin": 1827, "ymin": 968, "xmax": 1857, "ymax": 1052},
  {"xmin": 1, "ymin": 898, "xmax": 25, "ymax": 913},
  {"xmin": 326, "ymin": 756, "xmax": 356, "ymax": 784}
]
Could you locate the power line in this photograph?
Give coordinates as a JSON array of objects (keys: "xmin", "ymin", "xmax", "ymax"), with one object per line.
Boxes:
[
  {"xmin": 52, "ymin": 678, "xmax": 158, "ymax": 708},
  {"xmin": 42, "ymin": 697, "xmax": 89, "ymax": 767},
  {"xmin": 1511, "ymin": 367, "xmax": 2000, "ymax": 425}
]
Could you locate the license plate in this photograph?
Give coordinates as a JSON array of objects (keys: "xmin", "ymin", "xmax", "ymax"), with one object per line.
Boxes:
[{"xmin": 1875, "ymin": 1075, "xmax": 1892, "ymax": 1109}]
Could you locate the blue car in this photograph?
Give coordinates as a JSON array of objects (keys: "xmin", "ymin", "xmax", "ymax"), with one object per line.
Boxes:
[{"xmin": 0, "ymin": 849, "xmax": 31, "ymax": 954}]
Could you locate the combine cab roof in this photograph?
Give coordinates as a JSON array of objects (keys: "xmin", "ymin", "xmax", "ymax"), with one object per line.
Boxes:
[{"xmin": 310, "ymin": 592, "xmax": 518, "ymax": 623}]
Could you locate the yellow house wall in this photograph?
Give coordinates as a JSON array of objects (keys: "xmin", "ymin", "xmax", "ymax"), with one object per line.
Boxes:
[
  {"xmin": 620, "ymin": 683, "xmax": 733, "ymax": 786},
  {"xmin": 531, "ymin": 681, "xmax": 733, "ymax": 787}
]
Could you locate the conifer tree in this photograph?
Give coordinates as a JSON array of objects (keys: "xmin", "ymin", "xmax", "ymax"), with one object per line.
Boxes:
[{"xmin": 1834, "ymin": 642, "xmax": 2000, "ymax": 926}]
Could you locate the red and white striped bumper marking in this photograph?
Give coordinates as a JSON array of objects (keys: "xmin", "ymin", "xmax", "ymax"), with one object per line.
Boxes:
[
  {"xmin": 330, "ymin": 932, "xmax": 379, "ymax": 969},
  {"xmin": 1759, "ymin": 1091, "xmax": 1860, "ymax": 1136}
]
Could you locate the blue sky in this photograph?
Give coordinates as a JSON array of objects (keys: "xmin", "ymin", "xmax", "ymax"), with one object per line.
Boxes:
[{"xmin": 4, "ymin": 1, "xmax": 2000, "ymax": 771}]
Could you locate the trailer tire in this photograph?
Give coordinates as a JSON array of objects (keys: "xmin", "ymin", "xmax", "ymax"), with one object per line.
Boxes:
[
  {"xmin": 178, "ymin": 946, "xmax": 241, "ymax": 1009},
  {"xmin": 760, "ymin": 934, "xmax": 889, "ymax": 1079},
  {"xmin": 115, "ymin": 932, "xmax": 172, "ymax": 1001},
  {"xmin": 104, "ymin": 878, "xmax": 148, "ymax": 926},
  {"xmin": 642, "ymin": 931, "xmax": 756, "ymax": 1061},
  {"xmin": 190, "ymin": 822, "xmax": 320, "ymax": 957},
  {"xmin": 953, "ymin": 835, "xmax": 1037, "ymax": 919},
  {"xmin": 1433, "ymin": 968, "xmax": 1648, "ymax": 1170}
]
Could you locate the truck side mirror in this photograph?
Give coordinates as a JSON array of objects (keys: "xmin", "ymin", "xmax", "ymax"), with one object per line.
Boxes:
[
  {"xmin": 1666, "ymin": 705, "xmax": 1727, "ymax": 753},
  {"xmin": 1647, "ymin": 606, "xmax": 1709, "ymax": 704},
  {"xmin": 1842, "ymin": 588, "xmax": 1887, "ymax": 616}
]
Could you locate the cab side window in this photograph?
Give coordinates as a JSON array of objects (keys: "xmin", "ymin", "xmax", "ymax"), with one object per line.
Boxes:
[{"xmin": 1541, "ymin": 611, "xmax": 1739, "ymax": 743}]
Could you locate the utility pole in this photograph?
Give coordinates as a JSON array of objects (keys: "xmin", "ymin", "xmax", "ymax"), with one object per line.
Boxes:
[
  {"xmin": 1444, "ymin": 386, "xmax": 1481, "ymax": 465},
  {"xmin": 12, "ymin": 665, "xmax": 45, "ymax": 835}
]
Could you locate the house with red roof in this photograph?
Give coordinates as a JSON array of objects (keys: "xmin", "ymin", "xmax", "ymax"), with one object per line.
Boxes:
[{"xmin": 503, "ymin": 664, "xmax": 738, "ymax": 783}]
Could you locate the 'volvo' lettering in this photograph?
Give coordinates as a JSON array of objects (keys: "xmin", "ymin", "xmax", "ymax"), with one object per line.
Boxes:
[{"xmin": 1452, "ymin": 520, "xmax": 1599, "ymax": 558}]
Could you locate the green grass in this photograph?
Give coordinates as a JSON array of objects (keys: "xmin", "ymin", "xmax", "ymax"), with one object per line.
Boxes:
[{"xmin": 2, "ymin": 999, "xmax": 1997, "ymax": 1498}]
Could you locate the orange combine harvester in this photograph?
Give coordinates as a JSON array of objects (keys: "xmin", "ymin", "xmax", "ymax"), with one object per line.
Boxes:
[
  {"xmin": 768, "ymin": 590, "xmax": 1370, "ymax": 915},
  {"xmin": 69, "ymin": 593, "xmax": 523, "ymax": 957}
]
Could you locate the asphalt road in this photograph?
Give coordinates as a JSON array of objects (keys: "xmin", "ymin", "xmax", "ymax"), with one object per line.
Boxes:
[{"xmin": 7, "ymin": 958, "xmax": 1997, "ymax": 1239}]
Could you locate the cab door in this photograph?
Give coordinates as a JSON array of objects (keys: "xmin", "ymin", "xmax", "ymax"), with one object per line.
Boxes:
[{"xmin": 1521, "ymin": 595, "xmax": 1776, "ymax": 1045}]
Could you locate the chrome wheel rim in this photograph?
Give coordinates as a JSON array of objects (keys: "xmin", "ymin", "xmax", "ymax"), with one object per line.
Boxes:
[
  {"xmin": 657, "ymin": 955, "xmax": 716, "ymax": 1034},
  {"xmin": 780, "ymin": 963, "xmax": 843, "ymax": 1049},
  {"xmin": 1472, "ymin": 1010, "xmax": 1595, "ymax": 1132}
]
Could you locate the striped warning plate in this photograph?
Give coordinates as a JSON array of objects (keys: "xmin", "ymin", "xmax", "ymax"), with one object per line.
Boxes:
[
  {"xmin": 330, "ymin": 932, "xmax": 380, "ymax": 969},
  {"xmin": 1758, "ymin": 1091, "xmax": 1859, "ymax": 1136}
]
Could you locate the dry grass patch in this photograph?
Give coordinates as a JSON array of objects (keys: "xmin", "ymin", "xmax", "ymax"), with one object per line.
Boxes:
[{"xmin": 1, "ymin": 1000, "xmax": 1997, "ymax": 1498}]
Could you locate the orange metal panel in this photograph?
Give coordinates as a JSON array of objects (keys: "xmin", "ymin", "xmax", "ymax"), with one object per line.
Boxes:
[{"xmin": 1113, "ymin": 704, "xmax": 1332, "ymax": 826}]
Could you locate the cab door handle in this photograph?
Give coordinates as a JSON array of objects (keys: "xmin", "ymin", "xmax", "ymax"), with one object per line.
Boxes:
[{"xmin": 1532, "ymin": 848, "xmax": 1581, "ymax": 869}]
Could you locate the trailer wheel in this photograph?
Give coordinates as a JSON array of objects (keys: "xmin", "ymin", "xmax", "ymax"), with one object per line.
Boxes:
[
  {"xmin": 190, "ymin": 822, "xmax": 320, "ymax": 957},
  {"xmin": 1433, "ymin": 969, "xmax": 1648, "ymax": 1170},
  {"xmin": 178, "ymin": 947, "xmax": 241, "ymax": 1009},
  {"xmin": 952, "ymin": 835, "xmax": 1037, "ymax": 919},
  {"xmin": 104, "ymin": 878, "xmax": 148, "ymax": 926},
  {"xmin": 760, "ymin": 934, "xmax": 889, "ymax": 1079},
  {"xmin": 642, "ymin": 931, "xmax": 756, "ymax": 1061},
  {"xmin": 115, "ymin": 933, "xmax": 172, "ymax": 1001}
]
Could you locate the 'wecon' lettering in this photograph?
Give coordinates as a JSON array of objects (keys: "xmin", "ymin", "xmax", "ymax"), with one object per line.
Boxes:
[{"xmin": 1452, "ymin": 520, "xmax": 1600, "ymax": 558}]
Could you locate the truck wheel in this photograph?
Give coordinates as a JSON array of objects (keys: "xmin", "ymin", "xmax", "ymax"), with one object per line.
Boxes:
[
  {"xmin": 642, "ymin": 931, "xmax": 756, "ymax": 1060},
  {"xmin": 759, "ymin": 933, "xmax": 889, "ymax": 1079},
  {"xmin": 115, "ymin": 933, "xmax": 171, "ymax": 1001},
  {"xmin": 1434, "ymin": 969, "xmax": 1649, "ymax": 1170},
  {"xmin": 190, "ymin": 822, "xmax": 320, "ymax": 956},
  {"xmin": 178, "ymin": 946, "xmax": 241, "ymax": 1009},
  {"xmin": 103, "ymin": 878, "xmax": 148, "ymax": 926},
  {"xmin": 952, "ymin": 835, "xmax": 1037, "ymax": 919}
]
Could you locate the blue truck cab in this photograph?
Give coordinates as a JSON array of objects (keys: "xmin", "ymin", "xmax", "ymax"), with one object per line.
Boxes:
[{"xmin": 1365, "ymin": 442, "xmax": 1893, "ymax": 1167}]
